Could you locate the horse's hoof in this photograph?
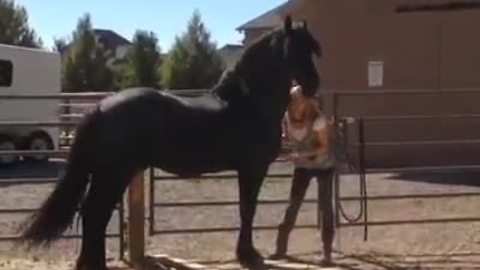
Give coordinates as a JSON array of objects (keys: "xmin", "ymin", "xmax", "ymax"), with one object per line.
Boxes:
[{"xmin": 237, "ymin": 247, "xmax": 266, "ymax": 270}]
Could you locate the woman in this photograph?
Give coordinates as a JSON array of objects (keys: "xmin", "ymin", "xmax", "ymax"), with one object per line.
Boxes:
[{"xmin": 271, "ymin": 85, "xmax": 335, "ymax": 266}]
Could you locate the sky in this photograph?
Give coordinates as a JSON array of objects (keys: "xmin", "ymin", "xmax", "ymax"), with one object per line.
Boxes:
[{"xmin": 14, "ymin": 0, "xmax": 286, "ymax": 51}]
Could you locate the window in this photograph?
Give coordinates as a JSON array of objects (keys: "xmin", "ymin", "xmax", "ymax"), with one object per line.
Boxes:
[
  {"xmin": 368, "ymin": 61, "xmax": 384, "ymax": 88},
  {"xmin": 396, "ymin": 1, "xmax": 480, "ymax": 13},
  {"xmin": 0, "ymin": 60, "xmax": 13, "ymax": 87}
]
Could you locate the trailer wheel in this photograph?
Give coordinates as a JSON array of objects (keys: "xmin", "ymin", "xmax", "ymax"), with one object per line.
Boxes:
[
  {"xmin": 23, "ymin": 132, "xmax": 54, "ymax": 163},
  {"xmin": 0, "ymin": 135, "xmax": 19, "ymax": 165}
]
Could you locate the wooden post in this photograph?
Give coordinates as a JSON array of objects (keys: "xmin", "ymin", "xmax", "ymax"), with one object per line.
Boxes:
[{"xmin": 128, "ymin": 171, "xmax": 145, "ymax": 267}]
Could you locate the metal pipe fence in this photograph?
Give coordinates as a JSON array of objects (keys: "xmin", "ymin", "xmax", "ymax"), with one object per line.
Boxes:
[
  {"xmin": 147, "ymin": 167, "xmax": 321, "ymax": 236},
  {"xmin": 146, "ymin": 89, "xmax": 480, "ymax": 240},
  {"xmin": 0, "ymin": 89, "xmax": 210, "ymax": 259},
  {"xmin": 2, "ymin": 88, "xmax": 480, "ymax": 259},
  {"xmin": 333, "ymin": 112, "xmax": 480, "ymax": 241},
  {"xmin": 0, "ymin": 92, "xmax": 123, "ymax": 256}
]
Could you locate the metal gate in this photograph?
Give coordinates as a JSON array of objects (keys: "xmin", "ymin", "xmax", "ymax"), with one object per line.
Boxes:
[{"xmin": 332, "ymin": 89, "xmax": 480, "ymax": 241}]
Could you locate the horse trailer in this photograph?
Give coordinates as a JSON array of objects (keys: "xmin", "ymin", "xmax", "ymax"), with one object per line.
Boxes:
[{"xmin": 0, "ymin": 44, "xmax": 61, "ymax": 164}]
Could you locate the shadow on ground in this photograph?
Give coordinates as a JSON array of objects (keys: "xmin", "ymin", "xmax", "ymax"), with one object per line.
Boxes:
[
  {"xmin": 386, "ymin": 169, "xmax": 480, "ymax": 188},
  {"xmin": 0, "ymin": 159, "xmax": 65, "ymax": 187},
  {"xmin": 276, "ymin": 250, "xmax": 480, "ymax": 270}
]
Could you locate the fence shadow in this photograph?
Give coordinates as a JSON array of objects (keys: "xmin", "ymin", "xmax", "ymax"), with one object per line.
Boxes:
[
  {"xmin": 0, "ymin": 160, "xmax": 64, "ymax": 188},
  {"xmin": 340, "ymin": 251, "xmax": 480, "ymax": 270},
  {"xmin": 275, "ymin": 250, "xmax": 480, "ymax": 270},
  {"xmin": 386, "ymin": 169, "xmax": 480, "ymax": 188}
]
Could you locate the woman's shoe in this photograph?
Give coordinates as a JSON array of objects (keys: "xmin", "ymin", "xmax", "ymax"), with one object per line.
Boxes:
[
  {"xmin": 318, "ymin": 256, "xmax": 333, "ymax": 267},
  {"xmin": 268, "ymin": 252, "xmax": 287, "ymax": 260}
]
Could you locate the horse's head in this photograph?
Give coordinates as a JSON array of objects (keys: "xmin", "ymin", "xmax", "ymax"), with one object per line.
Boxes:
[
  {"xmin": 214, "ymin": 16, "xmax": 321, "ymax": 110},
  {"xmin": 282, "ymin": 16, "xmax": 321, "ymax": 97}
]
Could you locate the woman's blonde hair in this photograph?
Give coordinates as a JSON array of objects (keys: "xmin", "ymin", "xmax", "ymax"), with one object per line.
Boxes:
[{"xmin": 288, "ymin": 86, "xmax": 321, "ymax": 122}]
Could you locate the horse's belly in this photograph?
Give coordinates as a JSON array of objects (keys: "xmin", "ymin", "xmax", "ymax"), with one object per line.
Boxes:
[
  {"xmin": 155, "ymin": 157, "xmax": 232, "ymax": 177},
  {"xmin": 153, "ymin": 136, "xmax": 234, "ymax": 176}
]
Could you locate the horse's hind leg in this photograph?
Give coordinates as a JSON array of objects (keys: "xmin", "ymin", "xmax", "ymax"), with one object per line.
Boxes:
[{"xmin": 76, "ymin": 168, "xmax": 136, "ymax": 270}]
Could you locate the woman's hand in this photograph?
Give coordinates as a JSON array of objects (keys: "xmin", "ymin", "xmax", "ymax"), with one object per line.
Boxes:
[
  {"xmin": 288, "ymin": 152, "xmax": 301, "ymax": 161},
  {"xmin": 289, "ymin": 152, "xmax": 308, "ymax": 162},
  {"xmin": 289, "ymin": 151, "xmax": 315, "ymax": 162}
]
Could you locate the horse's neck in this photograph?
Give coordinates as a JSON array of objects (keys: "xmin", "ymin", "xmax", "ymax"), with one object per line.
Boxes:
[
  {"xmin": 236, "ymin": 85, "xmax": 289, "ymax": 129},
  {"xmin": 216, "ymin": 39, "xmax": 290, "ymax": 125}
]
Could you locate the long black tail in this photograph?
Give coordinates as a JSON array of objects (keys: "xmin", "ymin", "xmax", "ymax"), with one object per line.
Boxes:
[{"xmin": 19, "ymin": 108, "xmax": 101, "ymax": 248}]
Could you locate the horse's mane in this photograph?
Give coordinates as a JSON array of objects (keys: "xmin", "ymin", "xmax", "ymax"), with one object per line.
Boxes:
[{"xmin": 211, "ymin": 27, "xmax": 285, "ymax": 100}]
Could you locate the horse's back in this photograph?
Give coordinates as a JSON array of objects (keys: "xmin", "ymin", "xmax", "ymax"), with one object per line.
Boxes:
[
  {"xmin": 93, "ymin": 87, "xmax": 236, "ymax": 171},
  {"xmin": 100, "ymin": 87, "xmax": 227, "ymax": 115}
]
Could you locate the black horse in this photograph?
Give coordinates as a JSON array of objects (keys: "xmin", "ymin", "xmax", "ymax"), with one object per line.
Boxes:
[{"xmin": 19, "ymin": 16, "xmax": 321, "ymax": 270}]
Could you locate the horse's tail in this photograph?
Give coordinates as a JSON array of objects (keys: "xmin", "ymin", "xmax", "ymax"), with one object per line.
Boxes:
[{"xmin": 19, "ymin": 107, "xmax": 101, "ymax": 248}]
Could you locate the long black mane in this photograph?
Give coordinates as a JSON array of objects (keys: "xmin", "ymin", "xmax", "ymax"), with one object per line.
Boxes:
[{"xmin": 212, "ymin": 27, "xmax": 287, "ymax": 102}]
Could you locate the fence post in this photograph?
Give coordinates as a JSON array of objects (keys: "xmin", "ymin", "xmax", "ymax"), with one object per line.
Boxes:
[
  {"xmin": 119, "ymin": 198, "xmax": 125, "ymax": 260},
  {"xmin": 128, "ymin": 171, "xmax": 145, "ymax": 267},
  {"xmin": 148, "ymin": 168, "xmax": 155, "ymax": 235},
  {"xmin": 358, "ymin": 117, "xmax": 368, "ymax": 241}
]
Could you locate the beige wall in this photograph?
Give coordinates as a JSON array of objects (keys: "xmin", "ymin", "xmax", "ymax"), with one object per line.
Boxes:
[
  {"xmin": 242, "ymin": 0, "xmax": 480, "ymax": 91},
  {"xmin": 242, "ymin": 0, "xmax": 480, "ymax": 168},
  {"xmin": 330, "ymin": 90, "xmax": 480, "ymax": 168},
  {"xmin": 242, "ymin": 28, "xmax": 273, "ymax": 45}
]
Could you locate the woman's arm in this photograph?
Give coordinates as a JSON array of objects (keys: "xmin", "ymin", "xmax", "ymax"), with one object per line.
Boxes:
[
  {"xmin": 315, "ymin": 123, "xmax": 330, "ymax": 156},
  {"xmin": 291, "ymin": 131, "xmax": 328, "ymax": 159},
  {"xmin": 289, "ymin": 118, "xmax": 330, "ymax": 161}
]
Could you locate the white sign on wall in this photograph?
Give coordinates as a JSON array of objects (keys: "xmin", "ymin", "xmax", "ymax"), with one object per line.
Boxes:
[{"xmin": 368, "ymin": 61, "xmax": 384, "ymax": 87}]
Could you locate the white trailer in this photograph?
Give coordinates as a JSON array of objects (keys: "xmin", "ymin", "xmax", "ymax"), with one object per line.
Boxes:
[{"xmin": 0, "ymin": 44, "xmax": 61, "ymax": 165}]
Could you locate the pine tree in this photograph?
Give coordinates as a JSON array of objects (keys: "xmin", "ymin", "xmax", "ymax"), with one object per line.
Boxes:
[
  {"xmin": 119, "ymin": 30, "xmax": 161, "ymax": 88},
  {"xmin": 161, "ymin": 10, "xmax": 224, "ymax": 90},
  {"xmin": 0, "ymin": 0, "xmax": 42, "ymax": 48},
  {"xmin": 61, "ymin": 14, "xmax": 114, "ymax": 92}
]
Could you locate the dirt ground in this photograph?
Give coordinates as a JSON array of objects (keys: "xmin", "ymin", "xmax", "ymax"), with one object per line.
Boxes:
[{"xmin": 0, "ymin": 162, "xmax": 479, "ymax": 269}]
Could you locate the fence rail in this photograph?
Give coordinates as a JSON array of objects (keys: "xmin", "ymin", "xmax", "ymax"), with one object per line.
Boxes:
[
  {"xmin": 0, "ymin": 92, "xmax": 116, "ymax": 254},
  {"xmin": 0, "ymin": 89, "xmax": 211, "ymax": 259},
  {"xmin": 333, "ymin": 115, "xmax": 480, "ymax": 240},
  {"xmin": 1, "ymin": 88, "xmax": 480, "ymax": 261},
  {"xmin": 147, "ymin": 164, "xmax": 324, "ymax": 236}
]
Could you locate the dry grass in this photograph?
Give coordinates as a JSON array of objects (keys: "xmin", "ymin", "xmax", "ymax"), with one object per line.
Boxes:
[{"xmin": 0, "ymin": 163, "xmax": 479, "ymax": 269}]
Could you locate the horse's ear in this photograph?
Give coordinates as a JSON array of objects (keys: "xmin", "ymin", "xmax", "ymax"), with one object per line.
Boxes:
[{"xmin": 284, "ymin": 15, "xmax": 292, "ymax": 34}]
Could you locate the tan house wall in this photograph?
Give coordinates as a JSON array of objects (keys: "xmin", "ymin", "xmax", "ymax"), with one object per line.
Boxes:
[
  {"xmin": 242, "ymin": 28, "xmax": 274, "ymax": 45},
  {"xmin": 242, "ymin": 0, "xmax": 480, "ymax": 168}
]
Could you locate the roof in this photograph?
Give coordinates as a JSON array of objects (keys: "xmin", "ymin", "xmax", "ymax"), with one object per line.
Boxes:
[
  {"xmin": 218, "ymin": 44, "xmax": 244, "ymax": 52},
  {"xmin": 58, "ymin": 29, "xmax": 131, "ymax": 57},
  {"xmin": 93, "ymin": 29, "xmax": 132, "ymax": 51},
  {"xmin": 218, "ymin": 44, "xmax": 244, "ymax": 69},
  {"xmin": 0, "ymin": 43, "xmax": 59, "ymax": 56},
  {"xmin": 236, "ymin": 0, "xmax": 301, "ymax": 31}
]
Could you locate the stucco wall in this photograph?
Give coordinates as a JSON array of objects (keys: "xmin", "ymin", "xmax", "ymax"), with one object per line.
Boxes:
[{"xmin": 241, "ymin": 0, "xmax": 480, "ymax": 168}]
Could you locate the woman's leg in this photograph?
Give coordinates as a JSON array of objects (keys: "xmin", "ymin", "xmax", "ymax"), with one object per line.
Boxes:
[
  {"xmin": 315, "ymin": 168, "xmax": 335, "ymax": 265},
  {"xmin": 271, "ymin": 168, "xmax": 312, "ymax": 258}
]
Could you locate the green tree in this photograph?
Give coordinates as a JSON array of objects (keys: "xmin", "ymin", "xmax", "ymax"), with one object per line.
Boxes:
[
  {"xmin": 118, "ymin": 30, "xmax": 161, "ymax": 88},
  {"xmin": 61, "ymin": 14, "xmax": 114, "ymax": 92},
  {"xmin": 161, "ymin": 10, "xmax": 223, "ymax": 89},
  {"xmin": 0, "ymin": 0, "xmax": 42, "ymax": 48}
]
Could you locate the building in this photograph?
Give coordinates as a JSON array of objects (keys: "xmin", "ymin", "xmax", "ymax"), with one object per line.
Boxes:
[
  {"xmin": 237, "ymin": 0, "xmax": 480, "ymax": 168},
  {"xmin": 218, "ymin": 44, "xmax": 244, "ymax": 69},
  {"xmin": 93, "ymin": 29, "xmax": 132, "ymax": 61},
  {"xmin": 59, "ymin": 29, "xmax": 132, "ymax": 62}
]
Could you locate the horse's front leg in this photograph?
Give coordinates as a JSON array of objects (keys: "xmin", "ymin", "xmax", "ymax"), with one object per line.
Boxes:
[{"xmin": 236, "ymin": 166, "xmax": 268, "ymax": 270}]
